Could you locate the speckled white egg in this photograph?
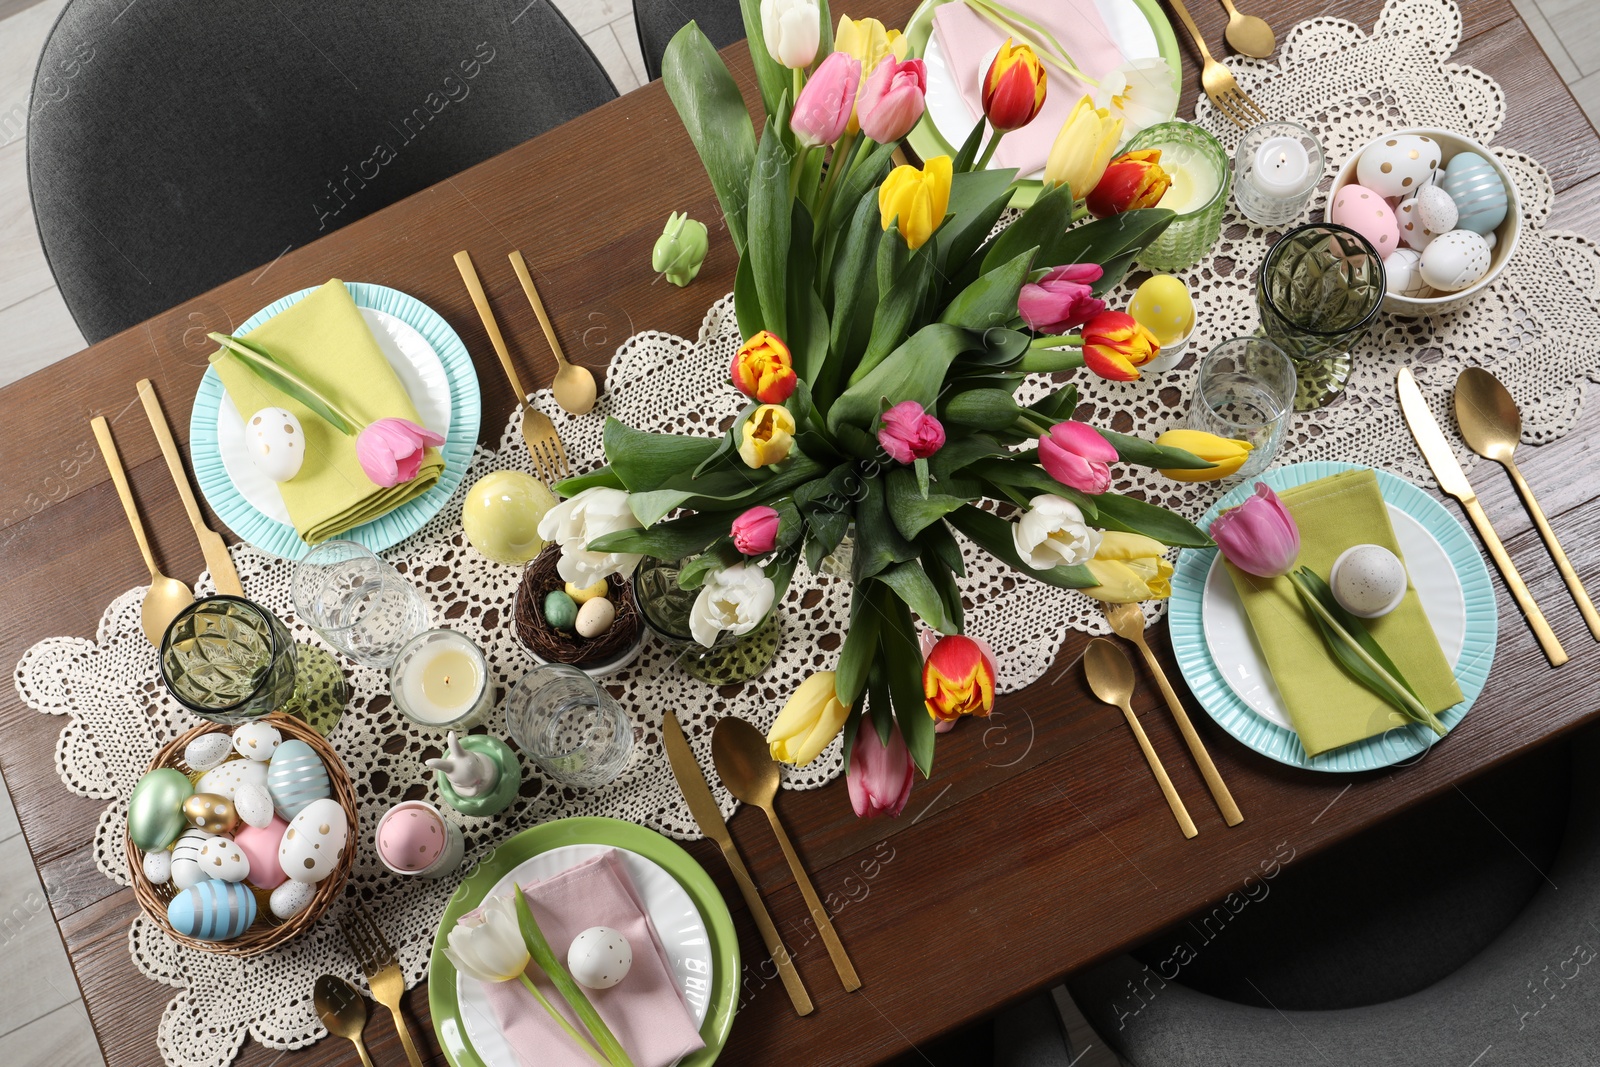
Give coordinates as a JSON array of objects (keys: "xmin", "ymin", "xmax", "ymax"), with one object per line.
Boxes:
[
  {"xmin": 198, "ymin": 836, "xmax": 252, "ymax": 883},
  {"xmin": 196, "ymin": 758, "xmax": 268, "ymax": 801},
  {"xmin": 1396, "ymin": 197, "xmax": 1435, "ymax": 250},
  {"xmin": 1419, "ymin": 230, "xmax": 1493, "ymax": 292},
  {"xmin": 1412, "ymin": 183, "xmax": 1458, "ymax": 239},
  {"xmin": 142, "ymin": 849, "xmax": 172, "ymax": 886},
  {"xmin": 1331, "ymin": 544, "xmax": 1408, "ymax": 618},
  {"xmin": 279, "ymin": 798, "xmax": 347, "ymax": 884},
  {"xmin": 246, "ymin": 407, "xmax": 304, "ymax": 483},
  {"xmin": 232, "ymin": 722, "xmax": 282, "ymax": 761},
  {"xmin": 574, "ymin": 596, "xmax": 617, "ymax": 638},
  {"xmin": 170, "ymin": 827, "xmax": 215, "ymax": 891},
  {"xmin": 269, "ymin": 879, "xmax": 317, "ymax": 920},
  {"xmin": 183, "ymin": 733, "xmax": 234, "ymax": 772},
  {"xmin": 1384, "ymin": 248, "xmax": 1431, "ymax": 299},
  {"xmin": 1329, "ymin": 184, "xmax": 1399, "ymax": 252},
  {"xmin": 1438, "ymin": 152, "xmax": 1508, "ymax": 235},
  {"xmin": 233, "ymin": 781, "xmax": 275, "ymax": 829},
  {"xmin": 567, "ymin": 926, "xmax": 632, "ymax": 990},
  {"xmin": 1483, "ymin": 231, "xmax": 1498, "ymax": 251},
  {"xmin": 1357, "ymin": 134, "xmax": 1441, "ymax": 198}
]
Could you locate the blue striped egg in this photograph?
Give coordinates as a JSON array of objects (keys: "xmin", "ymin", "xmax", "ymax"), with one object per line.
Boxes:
[
  {"xmin": 266, "ymin": 740, "xmax": 331, "ymax": 821},
  {"xmin": 166, "ymin": 879, "xmax": 257, "ymax": 940},
  {"xmin": 1438, "ymin": 152, "xmax": 1508, "ymax": 235}
]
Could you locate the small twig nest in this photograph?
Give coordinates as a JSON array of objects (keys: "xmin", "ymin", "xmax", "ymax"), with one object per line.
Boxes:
[{"xmin": 514, "ymin": 546, "xmax": 641, "ymax": 667}]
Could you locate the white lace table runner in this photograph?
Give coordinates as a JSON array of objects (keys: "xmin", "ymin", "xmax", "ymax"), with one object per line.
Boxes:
[{"xmin": 14, "ymin": 1, "xmax": 1600, "ymax": 1063}]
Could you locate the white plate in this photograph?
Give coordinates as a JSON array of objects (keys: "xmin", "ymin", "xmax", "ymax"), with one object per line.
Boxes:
[
  {"xmin": 215, "ymin": 307, "xmax": 452, "ymax": 524},
  {"xmin": 1201, "ymin": 503, "xmax": 1467, "ymax": 731},
  {"xmin": 455, "ymin": 844, "xmax": 713, "ymax": 1067},
  {"xmin": 922, "ymin": 0, "xmax": 1161, "ymax": 181}
]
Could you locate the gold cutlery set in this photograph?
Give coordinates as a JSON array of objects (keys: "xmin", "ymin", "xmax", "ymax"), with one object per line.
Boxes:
[
  {"xmin": 316, "ymin": 905, "xmax": 426, "ymax": 1066},
  {"xmin": 1165, "ymin": 0, "xmax": 1273, "ymax": 127}
]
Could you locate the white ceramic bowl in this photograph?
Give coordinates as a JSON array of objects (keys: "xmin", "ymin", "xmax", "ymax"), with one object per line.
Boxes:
[{"xmin": 1330, "ymin": 128, "xmax": 1520, "ymax": 315}]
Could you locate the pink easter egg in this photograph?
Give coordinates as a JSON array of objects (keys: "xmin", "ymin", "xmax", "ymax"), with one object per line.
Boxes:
[
  {"xmin": 376, "ymin": 804, "xmax": 446, "ymax": 873},
  {"xmin": 1329, "ymin": 184, "xmax": 1400, "ymax": 252},
  {"xmin": 235, "ymin": 816, "xmax": 290, "ymax": 890}
]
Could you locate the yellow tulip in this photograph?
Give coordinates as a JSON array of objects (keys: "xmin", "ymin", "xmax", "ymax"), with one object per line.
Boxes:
[
  {"xmin": 1043, "ymin": 95, "xmax": 1123, "ymax": 200},
  {"xmin": 1155, "ymin": 429, "xmax": 1252, "ymax": 482},
  {"xmin": 834, "ymin": 15, "xmax": 908, "ymax": 132},
  {"xmin": 879, "ymin": 155, "xmax": 952, "ymax": 251},
  {"xmin": 1080, "ymin": 531, "xmax": 1174, "ymax": 603},
  {"xmin": 738, "ymin": 403, "xmax": 796, "ymax": 468},
  {"xmin": 768, "ymin": 671, "xmax": 851, "ymax": 765}
]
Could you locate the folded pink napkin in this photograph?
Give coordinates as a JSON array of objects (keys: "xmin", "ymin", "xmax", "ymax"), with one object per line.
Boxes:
[
  {"xmin": 931, "ymin": 0, "xmax": 1126, "ymax": 176},
  {"xmin": 483, "ymin": 850, "xmax": 706, "ymax": 1067}
]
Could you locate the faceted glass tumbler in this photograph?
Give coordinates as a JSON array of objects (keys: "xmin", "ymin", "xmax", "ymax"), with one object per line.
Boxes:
[
  {"xmin": 632, "ymin": 557, "xmax": 782, "ymax": 685},
  {"xmin": 505, "ymin": 663, "xmax": 634, "ymax": 788},
  {"xmin": 291, "ymin": 539, "xmax": 429, "ymax": 668},
  {"xmin": 159, "ymin": 596, "xmax": 298, "ymax": 724},
  {"xmin": 1127, "ymin": 121, "xmax": 1232, "ymax": 272}
]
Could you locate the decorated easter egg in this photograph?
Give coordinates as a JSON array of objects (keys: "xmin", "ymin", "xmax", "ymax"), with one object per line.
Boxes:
[
  {"xmin": 266, "ymin": 739, "xmax": 331, "ymax": 821},
  {"xmin": 183, "ymin": 792, "xmax": 239, "ymax": 835},
  {"xmin": 567, "ymin": 926, "xmax": 633, "ymax": 990},
  {"xmin": 1331, "ymin": 544, "xmax": 1408, "ymax": 618},
  {"xmin": 543, "ymin": 590, "xmax": 578, "ymax": 630},
  {"xmin": 269, "ymin": 879, "xmax": 317, "ymax": 920},
  {"xmin": 1483, "ymin": 231, "xmax": 1498, "ymax": 251},
  {"xmin": 279, "ymin": 798, "xmax": 348, "ymax": 883},
  {"xmin": 575, "ymin": 597, "xmax": 617, "ymax": 638},
  {"xmin": 375, "ymin": 804, "xmax": 446, "ymax": 873},
  {"xmin": 142, "ymin": 849, "xmax": 173, "ymax": 886},
  {"xmin": 461, "ymin": 471, "xmax": 557, "ymax": 565},
  {"xmin": 246, "ymin": 407, "xmax": 305, "ymax": 483},
  {"xmin": 1412, "ymin": 183, "xmax": 1458, "ymax": 238},
  {"xmin": 1127, "ymin": 275, "xmax": 1195, "ymax": 346},
  {"xmin": 167, "ymin": 879, "xmax": 257, "ymax": 941},
  {"xmin": 232, "ymin": 722, "xmax": 283, "ymax": 761},
  {"xmin": 128, "ymin": 768, "xmax": 194, "ymax": 851},
  {"xmin": 565, "ymin": 578, "xmax": 609, "ymax": 605},
  {"xmin": 1329, "ymin": 185, "xmax": 1399, "ymax": 252},
  {"xmin": 198, "ymin": 836, "xmax": 251, "ymax": 883},
  {"xmin": 1356, "ymin": 134, "xmax": 1441, "ymax": 198},
  {"xmin": 171, "ymin": 828, "xmax": 216, "ymax": 891},
  {"xmin": 233, "ymin": 782, "xmax": 276, "ymax": 829},
  {"xmin": 1396, "ymin": 197, "xmax": 1434, "ymax": 250},
  {"xmin": 235, "ymin": 815, "xmax": 290, "ymax": 890},
  {"xmin": 183, "ymin": 733, "xmax": 234, "ymax": 772},
  {"xmin": 1383, "ymin": 248, "xmax": 1432, "ymax": 299},
  {"xmin": 1438, "ymin": 152, "xmax": 1508, "ymax": 235},
  {"xmin": 196, "ymin": 757, "xmax": 268, "ymax": 801},
  {"xmin": 1420, "ymin": 230, "xmax": 1493, "ymax": 292}
]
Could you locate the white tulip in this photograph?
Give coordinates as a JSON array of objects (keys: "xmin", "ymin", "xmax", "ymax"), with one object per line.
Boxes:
[
  {"xmin": 1012, "ymin": 495, "xmax": 1102, "ymax": 570},
  {"xmin": 690, "ymin": 562, "xmax": 776, "ymax": 647},
  {"xmin": 536, "ymin": 487, "xmax": 644, "ymax": 589},
  {"xmin": 760, "ymin": 0, "xmax": 821, "ymax": 69},
  {"xmin": 1093, "ymin": 58, "xmax": 1179, "ymax": 143},
  {"xmin": 443, "ymin": 892, "xmax": 529, "ymax": 984}
]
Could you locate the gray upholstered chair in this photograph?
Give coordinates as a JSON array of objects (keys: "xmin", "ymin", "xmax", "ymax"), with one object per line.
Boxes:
[
  {"xmin": 28, "ymin": 0, "xmax": 616, "ymax": 343},
  {"xmin": 632, "ymin": 0, "xmax": 746, "ymax": 80}
]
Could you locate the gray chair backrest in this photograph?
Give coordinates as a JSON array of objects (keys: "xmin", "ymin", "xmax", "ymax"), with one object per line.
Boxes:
[
  {"xmin": 28, "ymin": 0, "xmax": 617, "ymax": 343},
  {"xmin": 632, "ymin": 0, "xmax": 745, "ymax": 81}
]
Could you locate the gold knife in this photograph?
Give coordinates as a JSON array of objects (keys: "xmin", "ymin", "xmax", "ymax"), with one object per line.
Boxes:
[
  {"xmin": 1397, "ymin": 368, "xmax": 1566, "ymax": 666},
  {"xmin": 136, "ymin": 379, "xmax": 244, "ymax": 598},
  {"xmin": 662, "ymin": 710, "xmax": 814, "ymax": 1016}
]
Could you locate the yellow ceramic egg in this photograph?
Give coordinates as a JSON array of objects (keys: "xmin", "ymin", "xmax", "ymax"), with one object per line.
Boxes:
[
  {"xmin": 461, "ymin": 471, "xmax": 558, "ymax": 566},
  {"xmin": 1128, "ymin": 275, "xmax": 1195, "ymax": 346}
]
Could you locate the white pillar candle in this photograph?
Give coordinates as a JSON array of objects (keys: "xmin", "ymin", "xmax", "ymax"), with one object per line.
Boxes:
[
  {"xmin": 1250, "ymin": 136, "xmax": 1312, "ymax": 198},
  {"xmin": 1151, "ymin": 142, "xmax": 1223, "ymax": 216},
  {"xmin": 389, "ymin": 629, "xmax": 492, "ymax": 728}
]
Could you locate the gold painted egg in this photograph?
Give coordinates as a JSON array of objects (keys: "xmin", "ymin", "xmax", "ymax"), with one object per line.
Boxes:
[{"xmin": 183, "ymin": 792, "xmax": 240, "ymax": 835}]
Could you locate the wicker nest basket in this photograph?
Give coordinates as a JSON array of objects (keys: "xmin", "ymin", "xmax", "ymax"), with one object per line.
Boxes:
[
  {"xmin": 514, "ymin": 545, "xmax": 642, "ymax": 668},
  {"xmin": 126, "ymin": 713, "xmax": 357, "ymax": 956}
]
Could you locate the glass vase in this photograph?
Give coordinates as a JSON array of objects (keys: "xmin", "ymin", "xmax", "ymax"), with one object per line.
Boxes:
[{"xmin": 632, "ymin": 557, "xmax": 782, "ymax": 685}]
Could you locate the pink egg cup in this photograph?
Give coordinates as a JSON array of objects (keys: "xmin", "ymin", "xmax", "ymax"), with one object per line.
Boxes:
[{"xmin": 374, "ymin": 800, "xmax": 464, "ymax": 880}]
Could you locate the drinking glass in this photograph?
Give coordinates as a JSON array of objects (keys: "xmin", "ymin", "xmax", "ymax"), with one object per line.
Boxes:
[
  {"xmin": 1187, "ymin": 338, "xmax": 1297, "ymax": 479},
  {"xmin": 632, "ymin": 557, "xmax": 782, "ymax": 685},
  {"xmin": 1257, "ymin": 223, "xmax": 1386, "ymax": 410},
  {"xmin": 160, "ymin": 596, "xmax": 298, "ymax": 724},
  {"xmin": 291, "ymin": 540, "xmax": 429, "ymax": 667},
  {"xmin": 505, "ymin": 664, "xmax": 634, "ymax": 788}
]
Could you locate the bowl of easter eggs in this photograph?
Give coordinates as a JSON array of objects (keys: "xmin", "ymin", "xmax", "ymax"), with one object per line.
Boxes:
[
  {"xmin": 1329, "ymin": 128, "xmax": 1520, "ymax": 315},
  {"xmin": 124, "ymin": 714, "xmax": 357, "ymax": 956}
]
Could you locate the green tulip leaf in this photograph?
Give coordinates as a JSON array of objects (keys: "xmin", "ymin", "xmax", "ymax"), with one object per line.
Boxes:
[
  {"xmin": 662, "ymin": 22, "xmax": 756, "ymax": 254},
  {"xmin": 553, "ymin": 466, "xmax": 627, "ymax": 497},
  {"xmin": 855, "ymin": 243, "xmax": 935, "ymax": 380},
  {"xmin": 735, "ymin": 0, "xmax": 790, "ymax": 122},
  {"xmin": 852, "ymin": 475, "xmax": 918, "ymax": 580},
  {"xmin": 917, "ymin": 519, "xmax": 966, "ymax": 578},
  {"xmin": 821, "ymin": 188, "xmax": 882, "ymax": 404},
  {"xmin": 877, "ymin": 559, "xmax": 957, "ymax": 634},
  {"xmin": 603, "ymin": 418, "xmax": 724, "ymax": 490},
  {"xmin": 965, "ymin": 458, "xmax": 1098, "ymax": 517},
  {"xmin": 935, "ymin": 168, "xmax": 1018, "ymax": 277},
  {"xmin": 1039, "ymin": 208, "xmax": 1175, "ymax": 275},
  {"xmin": 885, "ymin": 466, "xmax": 975, "ymax": 541},
  {"xmin": 940, "ymin": 388, "xmax": 1025, "ymax": 430},
  {"xmin": 587, "ymin": 509, "xmax": 730, "ymax": 559},
  {"xmin": 826, "ymin": 139, "xmax": 899, "ymax": 232},
  {"xmin": 980, "ymin": 181, "xmax": 1075, "ymax": 278},
  {"xmin": 879, "ymin": 595, "xmax": 935, "ymax": 776},
  {"xmin": 836, "ymin": 584, "xmax": 884, "ymax": 708},
  {"xmin": 938, "ymin": 248, "xmax": 1035, "ymax": 330},
  {"xmin": 748, "ymin": 116, "xmax": 794, "ymax": 338},
  {"xmin": 1089, "ymin": 492, "xmax": 1213, "ymax": 548},
  {"xmin": 828, "ymin": 323, "xmax": 971, "ymax": 434},
  {"xmin": 1097, "ymin": 428, "xmax": 1215, "ymax": 471}
]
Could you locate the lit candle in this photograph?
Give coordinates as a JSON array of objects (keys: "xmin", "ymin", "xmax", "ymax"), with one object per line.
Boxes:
[
  {"xmin": 1251, "ymin": 136, "xmax": 1312, "ymax": 198},
  {"xmin": 1151, "ymin": 142, "xmax": 1223, "ymax": 216},
  {"xmin": 389, "ymin": 629, "xmax": 492, "ymax": 728},
  {"xmin": 1232, "ymin": 122, "xmax": 1325, "ymax": 227}
]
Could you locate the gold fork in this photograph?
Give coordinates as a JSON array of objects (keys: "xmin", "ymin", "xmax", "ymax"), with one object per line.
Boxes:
[
  {"xmin": 340, "ymin": 903, "xmax": 425, "ymax": 1067},
  {"xmin": 453, "ymin": 250, "xmax": 571, "ymax": 484},
  {"xmin": 1165, "ymin": 0, "xmax": 1267, "ymax": 128}
]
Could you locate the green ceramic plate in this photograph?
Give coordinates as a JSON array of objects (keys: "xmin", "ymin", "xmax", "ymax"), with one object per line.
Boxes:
[
  {"xmin": 904, "ymin": 0, "xmax": 1183, "ymax": 208},
  {"xmin": 428, "ymin": 817, "xmax": 739, "ymax": 1067}
]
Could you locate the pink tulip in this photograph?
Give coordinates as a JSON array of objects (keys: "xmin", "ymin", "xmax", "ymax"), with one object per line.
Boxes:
[
  {"xmin": 1018, "ymin": 264, "xmax": 1106, "ymax": 333},
  {"xmin": 355, "ymin": 417, "xmax": 445, "ymax": 487},
  {"xmin": 878, "ymin": 400, "xmax": 945, "ymax": 463},
  {"xmin": 731, "ymin": 505, "xmax": 781, "ymax": 555},
  {"xmin": 792, "ymin": 52, "xmax": 860, "ymax": 148},
  {"xmin": 1039, "ymin": 421, "xmax": 1117, "ymax": 495},
  {"xmin": 848, "ymin": 719, "xmax": 914, "ymax": 818},
  {"xmin": 856, "ymin": 56, "xmax": 928, "ymax": 143},
  {"xmin": 1211, "ymin": 483, "xmax": 1301, "ymax": 577}
]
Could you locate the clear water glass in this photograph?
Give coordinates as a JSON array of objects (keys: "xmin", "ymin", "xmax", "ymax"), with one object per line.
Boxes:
[
  {"xmin": 1188, "ymin": 338, "xmax": 1297, "ymax": 479},
  {"xmin": 159, "ymin": 596, "xmax": 299, "ymax": 724},
  {"xmin": 291, "ymin": 540, "xmax": 428, "ymax": 667},
  {"xmin": 505, "ymin": 664, "xmax": 634, "ymax": 788}
]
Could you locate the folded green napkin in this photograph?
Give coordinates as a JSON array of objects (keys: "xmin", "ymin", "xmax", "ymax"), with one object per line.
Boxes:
[
  {"xmin": 1223, "ymin": 469, "xmax": 1463, "ymax": 757},
  {"xmin": 213, "ymin": 280, "xmax": 444, "ymax": 544}
]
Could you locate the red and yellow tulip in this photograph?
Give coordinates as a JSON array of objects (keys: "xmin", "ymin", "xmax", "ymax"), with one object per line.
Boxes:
[
  {"xmin": 922, "ymin": 634, "xmax": 997, "ymax": 723},
  {"xmin": 1086, "ymin": 148, "xmax": 1171, "ymax": 218},
  {"xmin": 982, "ymin": 39, "xmax": 1047, "ymax": 131},
  {"xmin": 730, "ymin": 330, "xmax": 798, "ymax": 404},
  {"xmin": 1081, "ymin": 310, "xmax": 1161, "ymax": 381}
]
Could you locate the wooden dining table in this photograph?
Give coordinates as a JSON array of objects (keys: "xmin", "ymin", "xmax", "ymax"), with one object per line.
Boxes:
[{"xmin": 3, "ymin": 0, "xmax": 1599, "ymax": 1063}]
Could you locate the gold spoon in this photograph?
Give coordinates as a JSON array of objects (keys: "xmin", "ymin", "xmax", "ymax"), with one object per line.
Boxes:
[
  {"xmin": 509, "ymin": 251, "xmax": 597, "ymax": 416},
  {"xmin": 90, "ymin": 417, "xmax": 194, "ymax": 646},
  {"xmin": 1219, "ymin": 0, "xmax": 1275, "ymax": 58},
  {"xmin": 1455, "ymin": 368, "xmax": 1600, "ymax": 640},
  {"xmin": 712, "ymin": 716, "xmax": 862, "ymax": 992},
  {"xmin": 315, "ymin": 974, "xmax": 375, "ymax": 1067},
  {"xmin": 1084, "ymin": 638, "xmax": 1198, "ymax": 839}
]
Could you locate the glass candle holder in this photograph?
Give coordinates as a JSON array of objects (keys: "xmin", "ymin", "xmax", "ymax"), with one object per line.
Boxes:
[
  {"xmin": 1257, "ymin": 223, "xmax": 1387, "ymax": 410},
  {"xmin": 1187, "ymin": 337, "xmax": 1298, "ymax": 479},
  {"xmin": 388, "ymin": 629, "xmax": 493, "ymax": 730},
  {"xmin": 632, "ymin": 557, "xmax": 782, "ymax": 685},
  {"xmin": 290, "ymin": 539, "xmax": 429, "ymax": 668},
  {"xmin": 1126, "ymin": 122, "xmax": 1231, "ymax": 272},
  {"xmin": 505, "ymin": 664, "xmax": 635, "ymax": 788},
  {"xmin": 160, "ymin": 596, "xmax": 299, "ymax": 724},
  {"xmin": 1233, "ymin": 122, "xmax": 1325, "ymax": 227}
]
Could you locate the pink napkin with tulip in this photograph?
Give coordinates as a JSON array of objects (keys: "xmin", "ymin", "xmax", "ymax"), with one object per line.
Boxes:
[
  {"xmin": 482, "ymin": 850, "xmax": 706, "ymax": 1067},
  {"xmin": 931, "ymin": 0, "xmax": 1126, "ymax": 176}
]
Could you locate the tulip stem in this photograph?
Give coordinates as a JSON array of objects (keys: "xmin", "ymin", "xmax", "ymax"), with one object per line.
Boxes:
[
  {"xmin": 1026, "ymin": 333, "xmax": 1084, "ymax": 349},
  {"xmin": 975, "ymin": 128, "xmax": 1004, "ymax": 171},
  {"xmin": 516, "ymin": 973, "xmax": 611, "ymax": 1066},
  {"xmin": 1018, "ymin": 345, "xmax": 1086, "ymax": 373},
  {"xmin": 813, "ymin": 129, "xmax": 858, "ymax": 236},
  {"xmin": 207, "ymin": 332, "xmax": 363, "ymax": 434}
]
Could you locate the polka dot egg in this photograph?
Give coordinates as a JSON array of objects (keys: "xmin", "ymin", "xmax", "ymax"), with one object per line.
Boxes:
[
  {"xmin": 245, "ymin": 407, "xmax": 304, "ymax": 483},
  {"xmin": 1329, "ymin": 185, "xmax": 1398, "ymax": 252},
  {"xmin": 375, "ymin": 805, "xmax": 446, "ymax": 873},
  {"xmin": 232, "ymin": 721, "xmax": 282, "ymax": 761},
  {"xmin": 278, "ymin": 797, "xmax": 347, "ymax": 884},
  {"xmin": 567, "ymin": 926, "xmax": 633, "ymax": 990},
  {"xmin": 1356, "ymin": 134, "xmax": 1440, "ymax": 199},
  {"xmin": 1419, "ymin": 230, "xmax": 1493, "ymax": 292},
  {"xmin": 1127, "ymin": 275, "xmax": 1194, "ymax": 347},
  {"xmin": 196, "ymin": 756, "xmax": 267, "ymax": 801},
  {"xmin": 197, "ymin": 836, "xmax": 252, "ymax": 883}
]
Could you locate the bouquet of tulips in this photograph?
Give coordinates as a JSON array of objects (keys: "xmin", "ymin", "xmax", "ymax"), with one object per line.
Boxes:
[{"xmin": 547, "ymin": 0, "xmax": 1230, "ymax": 814}]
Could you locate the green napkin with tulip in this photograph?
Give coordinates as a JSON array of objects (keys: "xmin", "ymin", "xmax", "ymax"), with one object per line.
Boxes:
[
  {"xmin": 1222, "ymin": 469, "xmax": 1462, "ymax": 757},
  {"xmin": 213, "ymin": 280, "xmax": 444, "ymax": 544}
]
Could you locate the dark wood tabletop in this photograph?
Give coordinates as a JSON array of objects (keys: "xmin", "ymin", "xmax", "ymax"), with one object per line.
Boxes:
[{"xmin": 3, "ymin": 1, "xmax": 1599, "ymax": 1064}]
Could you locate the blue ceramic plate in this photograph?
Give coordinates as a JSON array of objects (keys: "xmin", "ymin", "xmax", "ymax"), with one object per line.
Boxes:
[{"xmin": 1169, "ymin": 462, "xmax": 1497, "ymax": 772}]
